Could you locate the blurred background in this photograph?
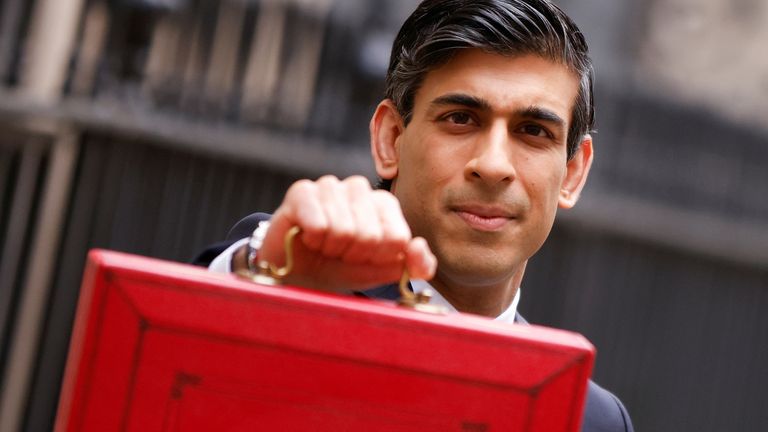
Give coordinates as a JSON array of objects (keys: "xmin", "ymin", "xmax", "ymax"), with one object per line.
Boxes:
[{"xmin": 0, "ymin": 0, "xmax": 766, "ymax": 430}]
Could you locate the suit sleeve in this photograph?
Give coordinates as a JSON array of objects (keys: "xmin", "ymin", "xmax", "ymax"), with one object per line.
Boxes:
[
  {"xmin": 190, "ymin": 212, "xmax": 272, "ymax": 267},
  {"xmin": 581, "ymin": 381, "xmax": 634, "ymax": 432}
]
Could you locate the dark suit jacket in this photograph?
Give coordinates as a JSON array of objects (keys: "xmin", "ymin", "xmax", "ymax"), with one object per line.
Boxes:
[{"xmin": 193, "ymin": 213, "xmax": 634, "ymax": 432}]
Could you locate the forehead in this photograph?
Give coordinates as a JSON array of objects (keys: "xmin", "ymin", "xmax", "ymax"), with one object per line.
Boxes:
[{"xmin": 413, "ymin": 50, "xmax": 580, "ymax": 121}]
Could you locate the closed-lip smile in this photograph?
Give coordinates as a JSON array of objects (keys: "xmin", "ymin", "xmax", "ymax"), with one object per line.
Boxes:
[{"xmin": 451, "ymin": 204, "xmax": 514, "ymax": 231}]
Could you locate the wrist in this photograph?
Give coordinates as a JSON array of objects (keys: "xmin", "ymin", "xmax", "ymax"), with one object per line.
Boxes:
[
  {"xmin": 245, "ymin": 220, "xmax": 271, "ymax": 273},
  {"xmin": 230, "ymin": 243, "xmax": 250, "ymax": 273}
]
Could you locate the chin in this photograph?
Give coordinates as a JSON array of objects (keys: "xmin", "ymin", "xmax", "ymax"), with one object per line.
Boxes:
[{"xmin": 437, "ymin": 253, "xmax": 520, "ymax": 287}]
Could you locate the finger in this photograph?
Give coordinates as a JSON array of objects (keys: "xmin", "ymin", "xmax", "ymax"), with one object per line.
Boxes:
[
  {"xmin": 341, "ymin": 177, "xmax": 383, "ymax": 264},
  {"xmin": 405, "ymin": 237, "xmax": 437, "ymax": 280},
  {"xmin": 369, "ymin": 190, "xmax": 411, "ymax": 265},
  {"xmin": 316, "ymin": 175, "xmax": 356, "ymax": 258},
  {"xmin": 279, "ymin": 179, "xmax": 328, "ymax": 251},
  {"xmin": 259, "ymin": 180, "xmax": 328, "ymax": 268}
]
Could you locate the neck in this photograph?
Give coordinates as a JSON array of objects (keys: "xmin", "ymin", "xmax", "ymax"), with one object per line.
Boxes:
[{"xmin": 429, "ymin": 262, "xmax": 526, "ymax": 317}]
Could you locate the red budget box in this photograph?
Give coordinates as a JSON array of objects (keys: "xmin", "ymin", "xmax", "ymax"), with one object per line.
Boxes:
[{"xmin": 55, "ymin": 249, "xmax": 594, "ymax": 432}]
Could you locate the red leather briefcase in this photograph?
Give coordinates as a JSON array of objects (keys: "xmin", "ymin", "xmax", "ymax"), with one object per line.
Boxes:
[{"xmin": 55, "ymin": 250, "xmax": 594, "ymax": 431}]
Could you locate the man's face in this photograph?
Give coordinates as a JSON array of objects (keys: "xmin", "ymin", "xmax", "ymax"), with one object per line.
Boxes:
[{"xmin": 374, "ymin": 50, "xmax": 590, "ymax": 290}]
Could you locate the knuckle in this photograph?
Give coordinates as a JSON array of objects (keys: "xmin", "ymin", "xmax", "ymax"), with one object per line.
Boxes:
[
  {"xmin": 330, "ymin": 221, "xmax": 355, "ymax": 241},
  {"xmin": 301, "ymin": 219, "xmax": 327, "ymax": 236},
  {"xmin": 344, "ymin": 178, "xmax": 374, "ymax": 203},
  {"xmin": 373, "ymin": 190, "xmax": 401, "ymax": 208},
  {"xmin": 344, "ymin": 175, "xmax": 371, "ymax": 189},
  {"xmin": 357, "ymin": 228, "xmax": 382, "ymax": 246},
  {"xmin": 387, "ymin": 226, "xmax": 411, "ymax": 247},
  {"xmin": 317, "ymin": 175, "xmax": 340, "ymax": 186},
  {"xmin": 287, "ymin": 179, "xmax": 316, "ymax": 197}
]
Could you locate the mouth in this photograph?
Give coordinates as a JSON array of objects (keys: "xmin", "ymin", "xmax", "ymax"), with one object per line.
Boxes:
[{"xmin": 451, "ymin": 205, "xmax": 515, "ymax": 231}]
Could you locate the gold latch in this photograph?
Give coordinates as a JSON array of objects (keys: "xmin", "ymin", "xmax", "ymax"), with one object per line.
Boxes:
[
  {"xmin": 396, "ymin": 270, "xmax": 447, "ymax": 314},
  {"xmin": 238, "ymin": 225, "xmax": 446, "ymax": 314},
  {"xmin": 236, "ymin": 226, "xmax": 301, "ymax": 286}
]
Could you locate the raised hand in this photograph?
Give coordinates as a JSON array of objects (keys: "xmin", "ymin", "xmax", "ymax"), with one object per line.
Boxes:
[{"xmin": 253, "ymin": 175, "xmax": 436, "ymax": 292}]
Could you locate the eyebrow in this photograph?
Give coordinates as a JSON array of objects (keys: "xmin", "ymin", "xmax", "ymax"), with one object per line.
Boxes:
[
  {"xmin": 429, "ymin": 94, "xmax": 567, "ymax": 129},
  {"xmin": 430, "ymin": 93, "xmax": 492, "ymax": 110},
  {"xmin": 519, "ymin": 106, "xmax": 567, "ymax": 129}
]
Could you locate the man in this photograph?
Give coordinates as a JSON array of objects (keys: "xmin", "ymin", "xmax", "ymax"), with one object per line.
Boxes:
[{"xmin": 197, "ymin": 0, "xmax": 633, "ymax": 430}]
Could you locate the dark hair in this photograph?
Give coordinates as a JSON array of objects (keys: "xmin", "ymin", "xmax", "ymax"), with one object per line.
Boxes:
[{"xmin": 378, "ymin": 0, "xmax": 594, "ymax": 190}]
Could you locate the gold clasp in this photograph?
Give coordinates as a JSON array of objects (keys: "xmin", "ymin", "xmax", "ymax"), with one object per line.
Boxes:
[
  {"xmin": 238, "ymin": 225, "xmax": 446, "ymax": 314},
  {"xmin": 397, "ymin": 270, "xmax": 447, "ymax": 314},
  {"xmin": 237, "ymin": 226, "xmax": 301, "ymax": 286}
]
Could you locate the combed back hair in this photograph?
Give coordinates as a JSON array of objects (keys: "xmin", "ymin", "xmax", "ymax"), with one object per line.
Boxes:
[{"xmin": 378, "ymin": 0, "xmax": 594, "ymax": 190}]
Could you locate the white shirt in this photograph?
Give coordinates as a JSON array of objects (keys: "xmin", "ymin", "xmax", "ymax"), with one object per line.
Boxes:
[
  {"xmin": 208, "ymin": 238, "xmax": 249, "ymax": 273},
  {"xmin": 410, "ymin": 279, "xmax": 520, "ymax": 324},
  {"xmin": 209, "ymin": 240, "xmax": 520, "ymax": 324}
]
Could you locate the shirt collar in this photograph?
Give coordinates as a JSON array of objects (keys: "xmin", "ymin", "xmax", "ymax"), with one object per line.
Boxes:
[{"xmin": 410, "ymin": 279, "xmax": 520, "ymax": 325}]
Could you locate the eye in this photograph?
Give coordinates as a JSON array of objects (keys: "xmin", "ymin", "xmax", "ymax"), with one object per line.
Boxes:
[
  {"xmin": 516, "ymin": 124, "xmax": 551, "ymax": 138},
  {"xmin": 443, "ymin": 111, "xmax": 475, "ymax": 126}
]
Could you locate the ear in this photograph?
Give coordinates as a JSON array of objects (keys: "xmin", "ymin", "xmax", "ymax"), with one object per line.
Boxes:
[
  {"xmin": 370, "ymin": 99, "xmax": 404, "ymax": 181},
  {"xmin": 558, "ymin": 135, "xmax": 594, "ymax": 209}
]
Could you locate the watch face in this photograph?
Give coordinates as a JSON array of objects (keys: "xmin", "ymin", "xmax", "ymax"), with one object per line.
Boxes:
[{"xmin": 250, "ymin": 221, "xmax": 272, "ymax": 250}]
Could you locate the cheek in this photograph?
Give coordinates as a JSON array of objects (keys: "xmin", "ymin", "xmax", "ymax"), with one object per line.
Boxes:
[
  {"xmin": 527, "ymin": 161, "xmax": 567, "ymax": 209},
  {"xmin": 406, "ymin": 135, "xmax": 461, "ymax": 186}
]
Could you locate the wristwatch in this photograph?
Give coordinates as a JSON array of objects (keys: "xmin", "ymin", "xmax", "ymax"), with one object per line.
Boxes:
[{"xmin": 246, "ymin": 221, "xmax": 271, "ymax": 273}]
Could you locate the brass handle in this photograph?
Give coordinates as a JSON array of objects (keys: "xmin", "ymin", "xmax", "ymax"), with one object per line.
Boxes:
[
  {"xmin": 239, "ymin": 225, "xmax": 446, "ymax": 314},
  {"xmin": 397, "ymin": 269, "xmax": 447, "ymax": 314},
  {"xmin": 257, "ymin": 225, "xmax": 301, "ymax": 279},
  {"xmin": 236, "ymin": 226, "xmax": 301, "ymax": 286}
]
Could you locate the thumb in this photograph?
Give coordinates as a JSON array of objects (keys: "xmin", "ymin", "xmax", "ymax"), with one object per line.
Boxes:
[{"xmin": 404, "ymin": 237, "xmax": 437, "ymax": 281}]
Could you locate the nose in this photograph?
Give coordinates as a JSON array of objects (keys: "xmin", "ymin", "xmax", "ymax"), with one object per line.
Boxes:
[{"xmin": 464, "ymin": 122, "xmax": 516, "ymax": 186}]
